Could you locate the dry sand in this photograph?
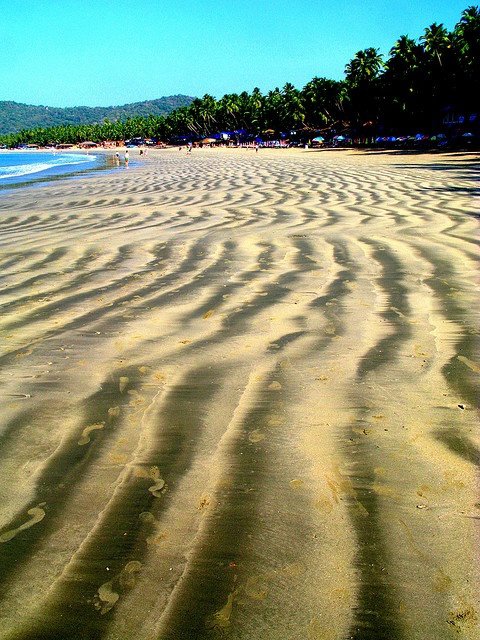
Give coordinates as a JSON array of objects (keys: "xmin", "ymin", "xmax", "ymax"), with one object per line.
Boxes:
[{"xmin": 0, "ymin": 147, "xmax": 478, "ymax": 639}]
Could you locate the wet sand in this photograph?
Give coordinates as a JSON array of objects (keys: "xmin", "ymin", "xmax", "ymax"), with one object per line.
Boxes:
[{"xmin": 0, "ymin": 147, "xmax": 478, "ymax": 639}]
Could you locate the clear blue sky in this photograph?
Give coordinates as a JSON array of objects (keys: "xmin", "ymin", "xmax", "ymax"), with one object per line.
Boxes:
[{"xmin": 0, "ymin": 0, "xmax": 471, "ymax": 107}]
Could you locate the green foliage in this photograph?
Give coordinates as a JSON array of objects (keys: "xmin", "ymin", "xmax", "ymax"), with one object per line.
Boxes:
[
  {"xmin": 0, "ymin": 95, "xmax": 194, "ymax": 136},
  {"xmin": 1, "ymin": 6, "xmax": 478, "ymax": 147}
]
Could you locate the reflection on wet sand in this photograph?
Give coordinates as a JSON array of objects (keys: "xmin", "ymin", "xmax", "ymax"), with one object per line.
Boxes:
[{"xmin": 0, "ymin": 148, "xmax": 478, "ymax": 639}]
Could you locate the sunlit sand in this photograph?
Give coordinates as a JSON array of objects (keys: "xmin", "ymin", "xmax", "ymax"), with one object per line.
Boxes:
[{"xmin": 0, "ymin": 147, "xmax": 478, "ymax": 639}]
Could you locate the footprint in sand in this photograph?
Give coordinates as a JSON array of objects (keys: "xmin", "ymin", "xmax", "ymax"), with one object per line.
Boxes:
[
  {"xmin": 118, "ymin": 560, "xmax": 142, "ymax": 589},
  {"xmin": 119, "ymin": 376, "xmax": 129, "ymax": 393},
  {"xmin": 94, "ymin": 561, "xmax": 142, "ymax": 615},
  {"xmin": 289, "ymin": 478, "xmax": 304, "ymax": 490},
  {"xmin": 138, "ymin": 366, "xmax": 151, "ymax": 375},
  {"xmin": 248, "ymin": 430, "xmax": 265, "ymax": 443},
  {"xmin": 78, "ymin": 422, "xmax": 104, "ymax": 445},
  {"xmin": 0, "ymin": 504, "xmax": 46, "ymax": 543},
  {"xmin": 95, "ymin": 581, "xmax": 119, "ymax": 615},
  {"xmin": 205, "ymin": 591, "xmax": 236, "ymax": 630},
  {"xmin": 108, "ymin": 406, "xmax": 120, "ymax": 420},
  {"xmin": 148, "ymin": 466, "xmax": 166, "ymax": 497},
  {"xmin": 139, "ymin": 511, "xmax": 156, "ymax": 524},
  {"xmin": 268, "ymin": 381, "xmax": 282, "ymax": 390}
]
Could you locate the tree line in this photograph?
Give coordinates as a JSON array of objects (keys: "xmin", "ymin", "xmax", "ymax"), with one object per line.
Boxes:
[
  {"xmin": 1, "ymin": 6, "xmax": 478, "ymax": 148},
  {"xmin": 0, "ymin": 95, "xmax": 194, "ymax": 136}
]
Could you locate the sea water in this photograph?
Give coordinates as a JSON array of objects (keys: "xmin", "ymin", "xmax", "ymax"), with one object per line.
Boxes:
[{"xmin": 0, "ymin": 151, "xmax": 103, "ymax": 188}]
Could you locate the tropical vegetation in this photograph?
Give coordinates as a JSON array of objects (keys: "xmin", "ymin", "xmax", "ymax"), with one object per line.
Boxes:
[
  {"xmin": 0, "ymin": 95, "xmax": 194, "ymax": 136},
  {"xmin": 1, "ymin": 6, "xmax": 478, "ymax": 148}
]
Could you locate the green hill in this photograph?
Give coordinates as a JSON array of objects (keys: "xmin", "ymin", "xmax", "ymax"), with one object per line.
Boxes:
[{"xmin": 0, "ymin": 95, "xmax": 195, "ymax": 135}]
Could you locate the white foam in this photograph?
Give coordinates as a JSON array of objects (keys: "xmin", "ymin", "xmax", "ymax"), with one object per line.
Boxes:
[{"xmin": 0, "ymin": 153, "xmax": 96, "ymax": 180}]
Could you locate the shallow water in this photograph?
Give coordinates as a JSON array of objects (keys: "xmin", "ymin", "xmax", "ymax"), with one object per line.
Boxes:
[
  {"xmin": 0, "ymin": 149, "xmax": 478, "ymax": 639},
  {"xmin": 0, "ymin": 151, "xmax": 109, "ymax": 190}
]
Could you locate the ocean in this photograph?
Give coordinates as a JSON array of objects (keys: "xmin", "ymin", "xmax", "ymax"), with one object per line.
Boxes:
[{"xmin": 0, "ymin": 151, "xmax": 105, "ymax": 188}]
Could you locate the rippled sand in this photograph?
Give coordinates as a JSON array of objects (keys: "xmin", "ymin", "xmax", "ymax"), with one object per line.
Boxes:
[{"xmin": 0, "ymin": 148, "xmax": 478, "ymax": 640}]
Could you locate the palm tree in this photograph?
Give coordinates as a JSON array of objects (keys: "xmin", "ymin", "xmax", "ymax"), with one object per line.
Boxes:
[
  {"xmin": 263, "ymin": 88, "xmax": 283, "ymax": 133},
  {"xmin": 217, "ymin": 93, "xmax": 240, "ymax": 130},
  {"xmin": 421, "ymin": 23, "xmax": 451, "ymax": 67},
  {"xmin": 344, "ymin": 48, "xmax": 384, "ymax": 136},
  {"xmin": 383, "ymin": 35, "xmax": 426, "ymax": 130},
  {"xmin": 455, "ymin": 5, "xmax": 480, "ymax": 57},
  {"xmin": 247, "ymin": 87, "xmax": 264, "ymax": 132},
  {"xmin": 280, "ymin": 82, "xmax": 305, "ymax": 131},
  {"xmin": 420, "ymin": 23, "xmax": 458, "ymax": 127},
  {"xmin": 454, "ymin": 6, "xmax": 480, "ymax": 110},
  {"xmin": 302, "ymin": 77, "xmax": 346, "ymax": 129},
  {"xmin": 345, "ymin": 47, "xmax": 384, "ymax": 86}
]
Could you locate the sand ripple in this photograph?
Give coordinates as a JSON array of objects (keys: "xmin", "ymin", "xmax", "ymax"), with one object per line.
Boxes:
[{"xmin": 0, "ymin": 148, "xmax": 478, "ymax": 639}]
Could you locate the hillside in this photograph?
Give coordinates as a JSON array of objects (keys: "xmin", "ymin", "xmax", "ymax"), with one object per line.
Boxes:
[{"xmin": 0, "ymin": 95, "xmax": 194, "ymax": 135}]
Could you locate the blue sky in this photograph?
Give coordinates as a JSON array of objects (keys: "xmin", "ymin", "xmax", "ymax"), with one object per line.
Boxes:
[{"xmin": 0, "ymin": 0, "xmax": 471, "ymax": 107}]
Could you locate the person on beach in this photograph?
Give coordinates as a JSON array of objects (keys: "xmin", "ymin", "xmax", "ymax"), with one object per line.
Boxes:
[
  {"xmin": 115, "ymin": 152, "xmax": 120, "ymax": 164},
  {"xmin": 125, "ymin": 150, "xmax": 129, "ymax": 165}
]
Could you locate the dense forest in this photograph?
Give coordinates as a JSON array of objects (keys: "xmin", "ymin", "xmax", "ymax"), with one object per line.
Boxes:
[
  {"xmin": 0, "ymin": 95, "xmax": 194, "ymax": 136},
  {"xmin": 0, "ymin": 6, "xmax": 478, "ymax": 147}
]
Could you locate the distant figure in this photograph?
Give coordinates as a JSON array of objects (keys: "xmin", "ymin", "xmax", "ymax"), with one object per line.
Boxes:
[
  {"xmin": 255, "ymin": 143, "xmax": 259, "ymax": 153},
  {"xmin": 125, "ymin": 150, "xmax": 129, "ymax": 165},
  {"xmin": 139, "ymin": 149, "xmax": 144, "ymax": 156},
  {"xmin": 115, "ymin": 152, "xmax": 120, "ymax": 165}
]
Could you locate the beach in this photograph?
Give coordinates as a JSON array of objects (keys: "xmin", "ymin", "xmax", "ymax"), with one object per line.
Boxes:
[{"xmin": 0, "ymin": 147, "xmax": 478, "ymax": 639}]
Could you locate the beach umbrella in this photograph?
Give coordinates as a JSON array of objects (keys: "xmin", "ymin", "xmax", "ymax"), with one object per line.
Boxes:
[
  {"xmin": 201, "ymin": 138, "xmax": 217, "ymax": 144},
  {"xmin": 263, "ymin": 129, "xmax": 275, "ymax": 135},
  {"xmin": 462, "ymin": 132, "xmax": 474, "ymax": 137},
  {"xmin": 334, "ymin": 135, "xmax": 346, "ymax": 141},
  {"xmin": 312, "ymin": 136, "xmax": 324, "ymax": 142}
]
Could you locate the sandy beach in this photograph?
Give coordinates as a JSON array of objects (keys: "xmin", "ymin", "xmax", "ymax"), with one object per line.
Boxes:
[{"xmin": 0, "ymin": 147, "xmax": 478, "ymax": 640}]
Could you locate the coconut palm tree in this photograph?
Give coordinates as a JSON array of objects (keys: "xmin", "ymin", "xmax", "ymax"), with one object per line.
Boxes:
[
  {"xmin": 247, "ymin": 87, "xmax": 264, "ymax": 132},
  {"xmin": 263, "ymin": 88, "xmax": 283, "ymax": 133},
  {"xmin": 344, "ymin": 48, "xmax": 384, "ymax": 136},
  {"xmin": 383, "ymin": 35, "xmax": 426, "ymax": 130},
  {"xmin": 454, "ymin": 6, "xmax": 480, "ymax": 110},
  {"xmin": 420, "ymin": 23, "xmax": 458, "ymax": 126},
  {"xmin": 421, "ymin": 23, "xmax": 451, "ymax": 67},
  {"xmin": 217, "ymin": 93, "xmax": 240, "ymax": 130},
  {"xmin": 280, "ymin": 82, "xmax": 305, "ymax": 130},
  {"xmin": 302, "ymin": 77, "xmax": 346, "ymax": 129}
]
